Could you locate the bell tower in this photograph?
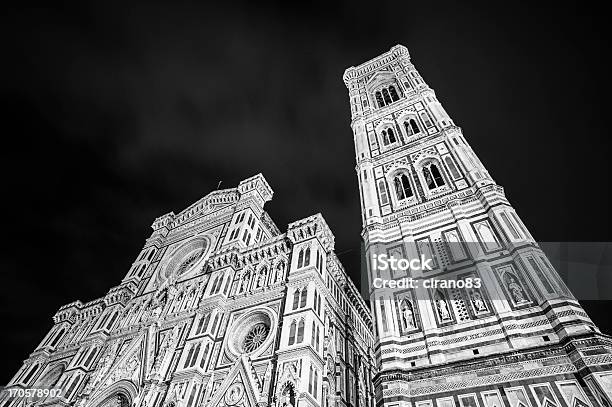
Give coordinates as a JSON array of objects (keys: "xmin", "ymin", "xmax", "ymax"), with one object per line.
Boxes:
[{"xmin": 344, "ymin": 45, "xmax": 612, "ymax": 407}]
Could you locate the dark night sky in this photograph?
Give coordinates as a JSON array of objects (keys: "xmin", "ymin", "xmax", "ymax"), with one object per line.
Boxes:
[{"xmin": 1, "ymin": 1, "xmax": 610, "ymax": 383}]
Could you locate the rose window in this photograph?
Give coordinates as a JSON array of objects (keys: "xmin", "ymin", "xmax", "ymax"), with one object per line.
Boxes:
[
  {"xmin": 243, "ymin": 323, "xmax": 269, "ymax": 352},
  {"xmin": 176, "ymin": 251, "xmax": 204, "ymax": 275},
  {"xmin": 228, "ymin": 310, "xmax": 274, "ymax": 356}
]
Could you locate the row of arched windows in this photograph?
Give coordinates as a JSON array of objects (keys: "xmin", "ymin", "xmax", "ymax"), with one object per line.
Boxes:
[
  {"xmin": 45, "ymin": 327, "xmax": 66, "ymax": 348},
  {"xmin": 297, "ymin": 246, "xmax": 311, "ymax": 268},
  {"xmin": 194, "ymin": 312, "xmax": 220, "ymax": 336},
  {"xmin": 308, "ymin": 365, "xmax": 320, "ymax": 399},
  {"xmin": 95, "ymin": 310, "xmax": 119, "ymax": 332},
  {"xmin": 310, "ymin": 323, "xmax": 321, "ymax": 352},
  {"xmin": 209, "ymin": 273, "xmax": 225, "ymax": 295},
  {"xmin": 183, "ymin": 341, "xmax": 211, "ymax": 369},
  {"xmin": 379, "ymin": 117, "xmax": 423, "ymax": 147},
  {"xmin": 378, "ymin": 162, "xmax": 451, "ymax": 206},
  {"xmin": 74, "ymin": 346, "xmax": 99, "ymax": 368},
  {"xmin": 292, "ymin": 287, "xmax": 308, "ymax": 310},
  {"xmin": 374, "ymin": 85, "xmax": 401, "ymax": 108},
  {"xmin": 288, "ymin": 319, "xmax": 305, "ymax": 345}
]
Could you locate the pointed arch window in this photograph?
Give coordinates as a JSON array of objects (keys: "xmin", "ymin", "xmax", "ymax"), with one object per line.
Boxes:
[
  {"xmin": 49, "ymin": 328, "xmax": 65, "ymax": 347},
  {"xmin": 210, "ymin": 313, "xmax": 220, "ymax": 334},
  {"xmin": 308, "ymin": 365, "xmax": 314, "ymax": 393},
  {"xmin": 199, "ymin": 343, "xmax": 210, "ymax": 369},
  {"xmin": 378, "ymin": 180, "xmax": 389, "ymax": 205},
  {"xmin": 381, "ymin": 130, "xmax": 389, "ymax": 145},
  {"xmin": 84, "ymin": 347, "xmax": 98, "ymax": 367},
  {"xmin": 296, "ymin": 320, "xmax": 305, "ymax": 343},
  {"xmin": 22, "ymin": 363, "xmax": 40, "ymax": 385},
  {"xmin": 303, "ymin": 247, "xmax": 311, "ymax": 267},
  {"xmin": 423, "ymin": 163, "xmax": 445, "ymax": 189},
  {"xmin": 375, "ymin": 91, "xmax": 384, "ymax": 108},
  {"xmin": 292, "ymin": 288, "xmax": 300, "ymax": 310},
  {"xmin": 389, "ymin": 86, "xmax": 399, "ymax": 101},
  {"xmin": 311, "ymin": 323, "xmax": 316, "ymax": 347},
  {"xmin": 382, "ymin": 88, "xmax": 392, "ymax": 104},
  {"xmin": 382, "ymin": 127, "xmax": 397, "ymax": 145},
  {"xmin": 300, "ymin": 287, "xmax": 308, "ymax": 308},
  {"xmin": 184, "ymin": 345, "xmax": 195, "ymax": 368},
  {"xmin": 288, "ymin": 320, "xmax": 297, "ymax": 345},
  {"xmin": 393, "ymin": 173, "xmax": 413, "ymax": 201},
  {"xmin": 404, "ymin": 118, "xmax": 421, "ymax": 136}
]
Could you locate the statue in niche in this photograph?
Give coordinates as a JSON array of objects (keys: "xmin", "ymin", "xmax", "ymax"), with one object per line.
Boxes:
[
  {"xmin": 470, "ymin": 289, "xmax": 487, "ymax": 312},
  {"xmin": 436, "ymin": 297, "xmax": 451, "ymax": 321},
  {"xmin": 258, "ymin": 270, "xmax": 267, "ymax": 287},
  {"xmin": 400, "ymin": 300, "xmax": 415, "ymax": 329},
  {"xmin": 506, "ymin": 275, "xmax": 527, "ymax": 303}
]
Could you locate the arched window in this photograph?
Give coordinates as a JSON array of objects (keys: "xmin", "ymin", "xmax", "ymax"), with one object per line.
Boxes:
[
  {"xmin": 308, "ymin": 365, "xmax": 314, "ymax": 393},
  {"xmin": 423, "ymin": 163, "xmax": 445, "ymax": 189},
  {"xmin": 189, "ymin": 343, "xmax": 201, "ymax": 367},
  {"xmin": 292, "ymin": 288, "xmax": 300, "ymax": 310},
  {"xmin": 314, "ymin": 370, "xmax": 319, "ymax": 398},
  {"xmin": 84, "ymin": 347, "xmax": 98, "ymax": 367},
  {"xmin": 389, "ymin": 86, "xmax": 399, "ymax": 101},
  {"xmin": 394, "ymin": 173, "xmax": 413, "ymax": 200},
  {"xmin": 315, "ymin": 326, "xmax": 320, "ymax": 351},
  {"xmin": 378, "ymin": 180, "xmax": 389, "ymax": 205},
  {"xmin": 314, "ymin": 291, "xmax": 318, "ymax": 312},
  {"xmin": 106, "ymin": 311, "xmax": 118, "ymax": 330},
  {"xmin": 382, "ymin": 88, "xmax": 392, "ymax": 104},
  {"xmin": 375, "ymin": 91, "xmax": 384, "ymax": 108},
  {"xmin": 296, "ymin": 320, "xmax": 305, "ymax": 343},
  {"xmin": 300, "ymin": 287, "xmax": 308, "ymax": 308},
  {"xmin": 196, "ymin": 315, "xmax": 206, "ymax": 334},
  {"xmin": 199, "ymin": 343, "xmax": 210, "ymax": 369},
  {"xmin": 209, "ymin": 276, "xmax": 218, "ymax": 294},
  {"xmin": 214, "ymin": 275, "xmax": 224, "ymax": 293},
  {"xmin": 311, "ymin": 323, "xmax": 316, "ymax": 346},
  {"xmin": 49, "ymin": 328, "xmax": 65, "ymax": 347},
  {"xmin": 64, "ymin": 374, "xmax": 81, "ymax": 399},
  {"xmin": 289, "ymin": 320, "xmax": 297, "ymax": 345},
  {"xmin": 404, "ymin": 118, "xmax": 420, "ymax": 136},
  {"xmin": 381, "ymin": 130, "xmax": 390, "ymax": 145},
  {"xmin": 184, "ymin": 345, "xmax": 195, "ymax": 368},
  {"xmin": 304, "ymin": 247, "xmax": 311, "ymax": 266},
  {"xmin": 297, "ymin": 249, "xmax": 304, "ymax": 268},
  {"xmin": 210, "ymin": 314, "xmax": 220, "ymax": 334},
  {"xmin": 387, "ymin": 128, "xmax": 396, "ymax": 143},
  {"xmin": 22, "ymin": 363, "xmax": 40, "ymax": 384}
]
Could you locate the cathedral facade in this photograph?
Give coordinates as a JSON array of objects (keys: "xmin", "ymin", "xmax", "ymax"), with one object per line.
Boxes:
[
  {"xmin": 2, "ymin": 176, "xmax": 375, "ymax": 407},
  {"xmin": 2, "ymin": 45, "xmax": 612, "ymax": 407},
  {"xmin": 342, "ymin": 46, "xmax": 612, "ymax": 407}
]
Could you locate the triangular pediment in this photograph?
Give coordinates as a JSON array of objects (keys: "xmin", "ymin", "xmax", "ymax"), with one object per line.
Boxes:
[
  {"xmin": 206, "ymin": 356, "xmax": 263, "ymax": 407},
  {"xmin": 94, "ymin": 334, "xmax": 146, "ymax": 396}
]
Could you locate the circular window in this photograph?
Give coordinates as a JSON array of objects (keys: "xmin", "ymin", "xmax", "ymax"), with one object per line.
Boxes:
[
  {"xmin": 176, "ymin": 250, "xmax": 205, "ymax": 276},
  {"xmin": 228, "ymin": 310, "xmax": 274, "ymax": 356},
  {"xmin": 243, "ymin": 323, "xmax": 269, "ymax": 352}
]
